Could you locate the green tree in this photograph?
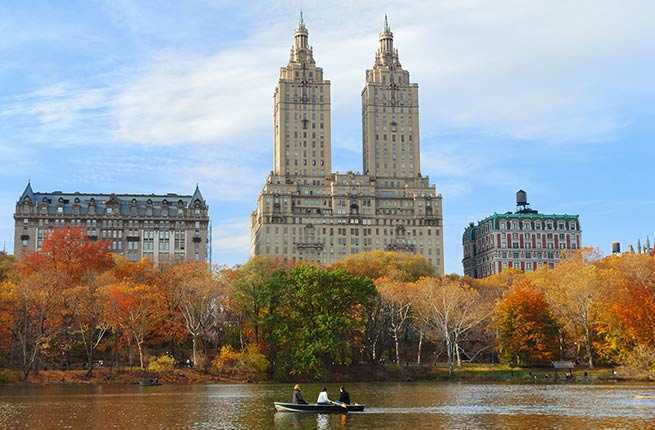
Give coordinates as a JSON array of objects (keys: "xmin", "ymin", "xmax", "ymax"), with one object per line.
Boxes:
[{"xmin": 269, "ymin": 265, "xmax": 375, "ymax": 379}]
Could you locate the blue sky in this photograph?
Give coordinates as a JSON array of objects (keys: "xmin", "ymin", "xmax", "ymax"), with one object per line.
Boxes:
[{"xmin": 1, "ymin": 0, "xmax": 654, "ymax": 273}]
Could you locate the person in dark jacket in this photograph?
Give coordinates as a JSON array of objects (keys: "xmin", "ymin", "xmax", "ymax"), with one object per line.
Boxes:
[
  {"xmin": 292, "ymin": 384, "xmax": 308, "ymax": 404},
  {"xmin": 338, "ymin": 386, "xmax": 351, "ymax": 405}
]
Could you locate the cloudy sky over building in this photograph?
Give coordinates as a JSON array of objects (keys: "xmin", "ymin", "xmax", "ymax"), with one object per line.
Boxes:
[{"xmin": 1, "ymin": 0, "xmax": 654, "ymax": 272}]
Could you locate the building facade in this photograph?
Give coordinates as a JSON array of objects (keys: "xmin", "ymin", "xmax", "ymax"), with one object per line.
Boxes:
[
  {"xmin": 14, "ymin": 182, "xmax": 210, "ymax": 264},
  {"xmin": 251, "ymin": 16, "xmax": 444, "ymax": 273},
  {"xmin": 462, "ymin": 190, "xmax": 581, "ymax": 278}
]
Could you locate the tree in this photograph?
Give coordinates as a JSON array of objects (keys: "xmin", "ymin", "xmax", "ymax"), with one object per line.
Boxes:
[
  {"xmin": 378, "ymin": 279, "xmax": 414, "ymax": 365},
  {"xmin": 16, "ymin": 227, "xmax": 114, "ymax": 374},
  {"xmin": 101, "ymin": 281, "xmax": 164, "ymax": 369},
  {"xmin": 495, "ymin": 279, "xmax": 560, "ymax": 367},
  {"xmin": 413, "ymin": 277, "xmax": 489, "ymax": 374},
  {"xmin": 0, "ymin": 253, "xmax": 16, "ymax": 283},
  {"xmin": 0, "ymin": 281, "xmax": 17, "ymax": 364},
  {"xmin": 335, "ymin": 251, "xmax": 432, "ymax": 364},
  {"xmin": 65, "ymin": 285, "xmax": 109, "ymax": 376},
  {"xmin": 534, "ymin": 249, "xmax": 607, "ymax": 368},
  {"xmin": 599, "ymin": 254, "xmax": 655, "ymax": 353},
  {"xmin": 335, "ymin": 250, "xmax": 434, "ymax": 283},
  {"xmin": 269, "ymin": 265, "xmax": 375, "ymax": 378},
  {"xmin": 12, "ymin": 271, "xmax": 63, "ymax": 380},
  {"xmin": 166, "ymin": 263, "xmax": 223, "ymax": 367},
  {"xmin": 18, "ymin": 227, "xmax": 113, "ymax": 287},
  {"xmin": 228, "ymin": 257, "xmax": 291, "ymax": 346}
]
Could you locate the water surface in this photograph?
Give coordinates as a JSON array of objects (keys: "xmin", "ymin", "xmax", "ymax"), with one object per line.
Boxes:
[{"xmin": 1, "ymin": 382, "xmax": 654, "ymax": 429}]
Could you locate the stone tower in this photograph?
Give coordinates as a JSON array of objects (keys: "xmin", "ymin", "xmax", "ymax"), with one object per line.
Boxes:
[
  {"xmin": 362, "ymin": 15, "xmax": 420, "ymax": 178},
  {"xmin": 273, "ymin": 12, "xmax": 332, "ymax": 176},
  {"xmin": 252, "ymin": 15, "xmax": 444, "ymax": 274}
]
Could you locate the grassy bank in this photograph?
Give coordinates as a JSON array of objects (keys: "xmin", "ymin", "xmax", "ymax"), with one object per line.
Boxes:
[{"xmin": 1, "ymin": 363, "xmax": 651, "ymax": 385}]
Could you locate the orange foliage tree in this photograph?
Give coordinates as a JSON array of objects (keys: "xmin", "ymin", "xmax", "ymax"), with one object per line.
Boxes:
[
  {"xmin": 101, "ymin": 281, "xmax": 165, "ymax": 369},
  {"xmin": 18, "ymin": 227, "xmax": 113, "ymax": 286},
  {"xmin": 495, "ymin": 279, "xmax": 560, "ymax": 367},
  {"xmin": 12, "ymin": 227, "xmax": 113, "ymax": 376},
  {"xmin": 597, "ymin": 254, "xmax": 655, "ymax": 364}
]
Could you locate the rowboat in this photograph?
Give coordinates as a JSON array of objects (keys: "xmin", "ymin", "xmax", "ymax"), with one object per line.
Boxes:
[{"xmin": 274, "ymin": 402, "xmax": 366, "ymax": 413}]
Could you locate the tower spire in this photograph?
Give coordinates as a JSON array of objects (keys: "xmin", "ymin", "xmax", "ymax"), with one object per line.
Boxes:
[
  {"xmin": 384, "ymin": 14, "xmax": 390, "ymax": 32},
  {"xmin": 290, "ymin": 11, "xmax": 313, "ymax": 65}
]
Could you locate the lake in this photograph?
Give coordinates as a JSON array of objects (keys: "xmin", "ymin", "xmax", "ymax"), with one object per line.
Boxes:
[{"xmin": 1, "ymin": 382, "xmax": 654, "ymax": 429}]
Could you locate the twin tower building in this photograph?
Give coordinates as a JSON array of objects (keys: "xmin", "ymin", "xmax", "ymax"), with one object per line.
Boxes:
[{"xmin": 250, "ymin": 16, "xmax": 444, "ymax": 273}]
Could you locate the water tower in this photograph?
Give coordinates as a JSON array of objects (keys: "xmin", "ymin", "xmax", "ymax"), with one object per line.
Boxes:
[
  {"xmin": 516, "ymin": 190, "xmax": 529, "ymax": 212},
  {"xmin": 611, "ymin": 241, "xmax": 621, "ymax": 254}
]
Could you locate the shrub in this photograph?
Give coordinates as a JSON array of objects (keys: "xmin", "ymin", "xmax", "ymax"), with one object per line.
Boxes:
[
  {"xmin": 211, "ymin": 344, "xmax": 270, "ymax": 380},
  {"xmin": 147, "ymin": 354, "xmax": 176, "ymax": 372}
]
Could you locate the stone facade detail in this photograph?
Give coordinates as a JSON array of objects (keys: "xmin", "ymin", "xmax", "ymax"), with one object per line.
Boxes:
[
  {"xmin": 251, "ymin": 16, "xmax": 444, "ymax": 273},
  {"xmin": 14, "ymin": 182, "xmax": 210, "ymax": 264},
  {"xmin": 462, "ymin": 190, "xmax": 581, "ymax": 278}
]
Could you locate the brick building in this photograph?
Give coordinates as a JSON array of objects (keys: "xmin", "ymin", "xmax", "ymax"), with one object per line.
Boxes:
[{"xmin": 462, "ymin": 190, "xmax": 581, "ymax": 278}]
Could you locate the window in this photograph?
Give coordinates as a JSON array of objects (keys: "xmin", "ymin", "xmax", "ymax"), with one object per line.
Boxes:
[{"xmin": 175, "ymin": 232, "xmax": 185, "ymax": 251}]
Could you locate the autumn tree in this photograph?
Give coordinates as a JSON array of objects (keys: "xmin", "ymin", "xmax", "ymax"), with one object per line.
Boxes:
[
  {"xmin": 11, "ymin": 272, "xmax": 63, "ymax": 379},
  {"xmin": 335, "ymin": 250, "xmax": 434, "ymax": 283},
  {"xmin": 596, "ymin": 253, "xmax": 655, "ymax": 368},
  {"xmin": 495, "ymin": 279, "xmax": 560, "ymax": 367},
  {"xmin": 166, "ymin": 262, "xmax": 223, "ymax": 367},
  {"xmin": 18, "ymin": 227, "xmax": 113, "ymax": 287},
  {"xmin": 101, "ymin": 281, "xmax": 164, "ymax": 368},
  {"xmin": 335, "ymin": 251, "xmax": 433, "ymax": 363},
  {"xmin": 532, "ymin": 249, "xmax": 608, "ymax": 368},
  {"xmin": 11, "ymin": 228, "xmax": 113, "ymax": 375},
  {"xmin": 0, "ymin": 253, "xmax": 16, "ymax": 283},
  {"xmin": 378, "ymin": 279, "xmax": 414, "ymax": 365},
  {"xmin": 0, "ymin": 281, "xmax": 17, "ymax": 364},
  {"xmin": 413, "ymin": 277, "xmax": 490, "ymax": 374}
]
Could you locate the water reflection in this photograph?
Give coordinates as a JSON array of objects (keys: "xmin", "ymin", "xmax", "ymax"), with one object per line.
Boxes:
[{"xmin": 1, "ymin": 382, "xmax": 654, "ymax": 429}]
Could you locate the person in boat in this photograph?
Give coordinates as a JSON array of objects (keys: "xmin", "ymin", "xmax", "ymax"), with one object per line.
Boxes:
[
  {"xmin": 291, "ymin": 384, "xmax": 308, "ymax": 404},
  {"xmin": 338, "ymin": 386, "xmax": 351, "ymax": 405},
  {"xmin": 316, "ymin": 387, "xmax": 332, "ymax": 405}
]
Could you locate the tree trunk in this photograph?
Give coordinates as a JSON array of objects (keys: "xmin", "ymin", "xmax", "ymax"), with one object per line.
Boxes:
[
  {"xmin": 393, "ymin": 327, "xmax": 401, "ymax": 365},
  {"xmin": 192, "ymin": 335, "xmax": 197, "ymax": 367},
  {"xmin": 455, "ymin": 342, "xmax": 462, "ymax": 367},
  {"xmin": 85, "ymin": 346, "xmax": 94, "ymax": 378},
  {"xmin": 446, "ymin": 337, "xmax": 454, "ymax": 376},
  {"xmin": 417, "ymin": 331, "xmax": 423, "ymax": 366},
  {"xmin": 137, "ymin": 341, "xmax": 144, "ymax": 369},
  {"xmin": 584, "ymin": 323, "xmax": 594, "ymax": 369}
]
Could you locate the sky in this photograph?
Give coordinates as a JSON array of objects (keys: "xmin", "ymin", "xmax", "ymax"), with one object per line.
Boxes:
[{"xmin": 1, "ymin": 0, "xmax": 654, "ymax": 273}]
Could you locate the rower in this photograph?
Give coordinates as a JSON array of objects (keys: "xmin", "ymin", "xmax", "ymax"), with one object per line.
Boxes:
[
  {"xmin": 316, "ymin": 387, "xmax": 332, "ymax": 405},
  {"xmin": 292, "ymin": 384, "xmax": 308, "ymax": 404},
  {"xmin": 338, "ymin": 386, "xmax": 351, "ymax": 405}
]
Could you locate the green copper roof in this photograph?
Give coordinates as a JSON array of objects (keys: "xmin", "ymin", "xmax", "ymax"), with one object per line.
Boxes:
[{"xmin": 484, "ymin": 212, "xmax": 579, "ymax": 221}]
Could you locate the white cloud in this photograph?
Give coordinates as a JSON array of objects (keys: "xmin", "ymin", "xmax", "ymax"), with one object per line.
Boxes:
[
  {"xmin": 211, "ymin": 216, "xmax": 251, "ymax": 255},
  {"xmin": 4, "ymin": 1, "xmax": 654, "ymax": 151}
]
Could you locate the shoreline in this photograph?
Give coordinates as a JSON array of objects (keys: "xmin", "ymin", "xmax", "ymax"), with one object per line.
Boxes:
[{"xmin": 1, "ymin": 365, "xmax": 653, "ymax": 386}]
